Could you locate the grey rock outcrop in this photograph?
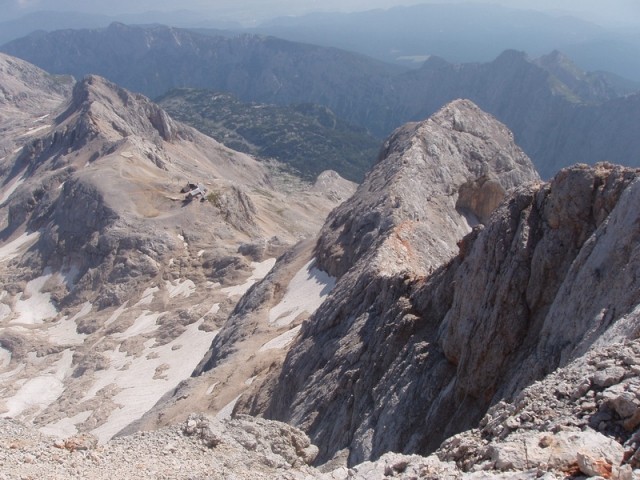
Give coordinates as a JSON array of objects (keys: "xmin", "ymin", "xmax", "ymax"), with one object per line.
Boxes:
[
  {"xmin": 315, "ymin": 99, "xmax": 537, "ymax": 278},
  {"xmin": 249, "ymin": 100, "xmax": 540, "ymax": 464},
  {"xmin": 249, "ymin": 101, "xmax": 640, "ymax": 468}
]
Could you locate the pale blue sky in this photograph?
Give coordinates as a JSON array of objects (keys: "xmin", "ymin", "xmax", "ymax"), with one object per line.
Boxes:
[{"xmin": 1, "ymin": 0, "xmax": 639, "ymax": 27}]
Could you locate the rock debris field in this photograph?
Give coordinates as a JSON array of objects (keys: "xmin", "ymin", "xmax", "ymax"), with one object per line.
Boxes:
[{"xmin": 0, "ymin": 414, "xmax": 319, "ymax": 480}]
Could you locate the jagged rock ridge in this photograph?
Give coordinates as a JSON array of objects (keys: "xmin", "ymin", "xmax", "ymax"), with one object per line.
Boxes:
[
  {"xmin": 241, "ymin": 99, "xmax": 539, "ymax": 463},
  {"xmin": 314, "ymin": 99, "xmax": 538, "ymax": 278},
  {"xmin": 244, "ymin": 101, "xmax": 640, "ymax": 472}
]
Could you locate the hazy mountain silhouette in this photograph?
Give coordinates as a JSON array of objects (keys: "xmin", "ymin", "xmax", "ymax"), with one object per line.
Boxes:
[{"xmin": 2, "ymin": 23, "xmax": 640, "ymax": 178}]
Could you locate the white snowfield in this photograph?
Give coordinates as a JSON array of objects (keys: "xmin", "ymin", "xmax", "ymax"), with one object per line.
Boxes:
[
  {"xmin": 216, "ymin": 394, "xmax": 242, "ymax": 421},
  {"xmin": 259, "ymin": 325, "xmax": 301, "ymax": 352},
  {"xmin": 3, "ymin": 349, "xmax": 73, "ymax": 418},
  {"xmin": 0, "ymin": 257, "xmax": 282, "ymax": 442},
  {"xmin": 134, "ymin": 286, "xmax": 158, "ymax": 307},
  {"xmin": 12, "ymin": 271, "xmax": 62, "ymax": 325},
  {"xmin": 88, "ymin": 318, "xmax": 218, "ymax": 443},
  {"xmin": 113, "ymin": 310, "xmax": 164, "ymax": 340},
  {"xmin": 268, "ymin": 259, "xmax": 336, "ymax": 327},
  {"xmin": 0, "ymin": 231, "xmax": 39, "ymax": 262},
  {"xmin": 48, "ymin": 302, "xmax": 91, "ymax": 346},
  {"xmin": 166, "ymin": 278, "xmax": 196, "ymax": 298},
  {"xmin": 221, "ymin": 258, "xmax": 276, "ymax": 297}
]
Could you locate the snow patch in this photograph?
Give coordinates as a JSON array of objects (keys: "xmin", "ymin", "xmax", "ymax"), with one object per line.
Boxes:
[
  {"xmin": 268, "ymin": 259, "xmax": 335, "ymax": 327},
  {"xmin": 21, "ymin": 124, "xmax": 49, "ymax": 136},
  {"xmin": 86, "ymin": 319, "xmax": 218, "ymax": 443},
  {"xmin": 259, "ymin": 326, "xmax": 302, "ymax": 352},
  {"xmin": 12, "ymin": 270, "xmax": 62, "ymax": 325},
  {"xmin": 105, "ymin": 302, "xmax": 128, "ymax": 326},
  {"xmin": 61, "ymin": 265, "xmax": 81, "ymax": 289},
  {"xmin": 166, "ymin": 279, "xmax": 196, "ymax": 298},
  {"xmin": 48, "ymin": 302, "xmax": 91, "ymax": 346},
  {"xmin": 206, "ymin": 382, "xmax": 219, "ymax": 395},
  {"xmin": 135, "ymin": 286, "xmax": 158, "ymax": 306},
  {"xmin": 221, "ymin": 258, "xmax": 276, "ymax": 297},
  {"xmin": 0, "ymin": 231, "xmax": 40, "ymax": 262},
  {"xmin": 216, "ymin": 395, "xmax": 241, "ymax": 420},
  {"xmin": 203, "ymin": 303, "xmax": 220, "ymax": 318},
  {"xmin": 2, "ymin": 349, "xmax": 73, "ymax": 418},
  {"xmin": 38, "ymin": 410, "xmax": 92, "ymax": 439},
  {"xmin": 113, "ymin": 311, "xmax": 162, "ymax": 340}
]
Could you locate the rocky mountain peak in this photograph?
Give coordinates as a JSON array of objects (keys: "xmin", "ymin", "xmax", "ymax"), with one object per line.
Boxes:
[
  {"xmin": 61, "ymin": 74, "xmax": 185, "ymax": 144},
  {"xmin": 314, "ymin": 98, "xmax": 538, "ymax": 278}
]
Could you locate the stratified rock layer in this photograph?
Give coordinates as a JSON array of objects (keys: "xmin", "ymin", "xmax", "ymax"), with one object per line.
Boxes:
[
  {"xmin": 249, "ymin": 99, "xmax": 543, "ymax": 464},
  {"xmin": 315, "ymin": 98, "xmax": 538, "ymax": 278},
  {"xmin": 264, "ymin": 161, "xmax": 639, "ymax": 466}
]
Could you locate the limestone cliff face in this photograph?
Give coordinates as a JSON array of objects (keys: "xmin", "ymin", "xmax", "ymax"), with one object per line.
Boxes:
[
  {"xmin": 315, "ymin": 99, "xmax": 538, "ymax": 279},
  {"xmin": 247, "ymin": 100, "xmax": 538, "ymax": 464},
  {"xmin": 252, "ymin": 103, "xmax": 640, "ymax": 467}
]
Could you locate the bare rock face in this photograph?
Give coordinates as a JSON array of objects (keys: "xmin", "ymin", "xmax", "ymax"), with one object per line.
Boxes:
[
  {"xmin": 251, "ymin": 100, "xmax": 539, "ymax": 464},
  {"xmin": 251, "ymin": 101, "xmax": 640, "ymax": 468},
  {"xmin": 0, "ymin": 52, "xmax": 72, "ymax": 183},
  {"xmin": 315, "ymin": 99, "xmax": 538, "ymax": 278}
]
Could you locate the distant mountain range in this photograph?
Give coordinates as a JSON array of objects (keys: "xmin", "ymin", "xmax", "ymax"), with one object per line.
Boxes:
[
  {"xmin": 2, "ymin": 22, "xmax": 640, "ymax": 178},
  {"xmin": 3, "ymin": 4, "xmax": 640, "ymax": 82},
  {"xmin": 248, "ymin": 3, "xmax": 640, "ymax": 81}
]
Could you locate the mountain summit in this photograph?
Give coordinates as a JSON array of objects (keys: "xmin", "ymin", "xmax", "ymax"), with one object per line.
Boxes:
[{"xmin": 220, "ymin": 99, "xmax": 540, "ymax": 463}]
